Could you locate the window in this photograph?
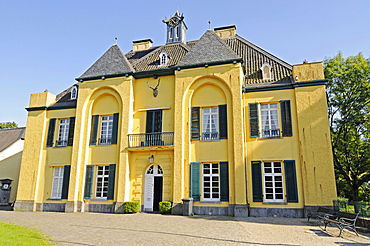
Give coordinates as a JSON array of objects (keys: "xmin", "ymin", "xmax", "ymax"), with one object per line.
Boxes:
[
  {"xmin": 90, "ymin": 113, "xmax": 119, "ymax": 145},
  {"xmin": 159, "ymin": 52, "xmax": 168, "ymax": 66},
  {"xmin": 190, "ymin": 162, "xmax": 229, "ymax": 202},
  {"xmin": 248, "ymin": 100, "xmax": 292, "ymax": 138},
  {"xmin": 83, "ymin": 164, "xmax": 116, "ymax": 200},
  {"xmin": 46, "ymin": 117, "xmax": 75, "ymax": 147},
  {"xmin": 202, "ymin": 163, "xmax": 220, "ymax": 201},
  {"xmin": 261, "ymin": 64, "xmax": 273, "ymax": 80},
  {"xmin": 50, "ymin": 166, "xmax": 71, "ymax": 200},
  {"xmin": 57, "ymin": 119, "xmax": 70, "ymax": 146},
  {"xmin": 99, "ymin": 116, "xmax": 113, "ymax": 145},
  {"xmin": 169, "ymin": 27, "xmax": 173, "ymax": 40},
  {"xmin": 95, "ymin": 166, "xmax": 110, "ymax": 198},
  {"xmin": 264, "ymin": 162, "xmax": 284, "ymax": 202},
  {"xmin": 142, "ymin": 110, "xmax": 163, "ymax": 146},
  {"xmin": 191, "ymin": 105, "xmax": 227, "ymax": 141},
  {"xmin": 251, "ymin": 160, "xmax": 298, "ymax": 203},
  {"xmin": 202, "ymin": 108, "xmax": 219, "ymax": 140},
  {"xmin": 71, "ymin": 86, "xmax": 78, "ymax": 100},
  {"xmin": 51, "ymin": 167, "xmax": 64, "ymax": 199},
  {"xmin": 260, "ymin": 104, "xmax": 279, "ymax": 137}
]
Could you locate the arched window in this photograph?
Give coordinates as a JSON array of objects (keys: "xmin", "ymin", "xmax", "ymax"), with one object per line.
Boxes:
[
  {"xmin": 169, "ymin": 27, "xmax": 173, "ymax": 40},
  {"xmin": 159, "ymin": 52, "xmax": 168, "ymax": 66},
  {"xmin": 261, "ymin": 64, "xmax": 273, "ymax": 80},
  {"xmin": 71, "ymin": 86, "xmax": 78, "ymax": 100}
]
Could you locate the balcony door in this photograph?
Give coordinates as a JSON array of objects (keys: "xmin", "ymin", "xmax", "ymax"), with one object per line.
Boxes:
[{"xmin": 146, "ymin": 110, "xmax": 162, "ymax": 146}]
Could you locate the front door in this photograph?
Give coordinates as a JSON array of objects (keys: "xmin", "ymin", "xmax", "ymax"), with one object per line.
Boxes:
[{"xmin": 144, "ymin": 165, "xmax": 163, "ymax": 211}]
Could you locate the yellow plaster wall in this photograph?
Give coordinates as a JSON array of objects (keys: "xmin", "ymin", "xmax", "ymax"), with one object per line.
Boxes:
[
  {"xmin": 244, "ymin": 89, "xmax": 304, "ymax": 208},
  {"xmin": 0, "ymin": 152, "xmax": 22, "ymax": 203},
  {"xmin": 294, "ymin": 85, "xmax": 337, "ymax": 206},
  {"xmin": 174, "ymin": 63, "xmax": 245, "ymax": 206},
  {"xmin": 29, "ymin": 91, "xmax": 56, "ymax": 108},
  {"xmin": 292, "ymin": 62, "xmax": 325, "ymax": 82}
]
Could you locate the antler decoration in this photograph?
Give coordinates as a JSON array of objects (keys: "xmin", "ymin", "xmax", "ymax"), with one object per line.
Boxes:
[{"xmin": 147, "ymin": 79, "xmax": 160, "ymax": 97}]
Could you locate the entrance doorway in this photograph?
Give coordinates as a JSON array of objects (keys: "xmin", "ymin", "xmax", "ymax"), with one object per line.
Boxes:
[{"xmin": 144, "ymin": 165, "xmax": 163, "ymax": 211}]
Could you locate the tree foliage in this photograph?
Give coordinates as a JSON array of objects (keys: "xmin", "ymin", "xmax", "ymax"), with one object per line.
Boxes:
[
  {"xmin": 324, "ymin": 52, "xmax": 370, "ymax": 201},
  {"xmin": 0, "ymin": 122, "xmax": 18, "ymax": 129}
]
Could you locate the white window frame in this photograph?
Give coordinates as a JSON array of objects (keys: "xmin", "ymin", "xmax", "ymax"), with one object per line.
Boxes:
[
  {"xmin": 57, "ymin": 119, "xmax": 69, "ymax": 147},
  {"xmin": 95, "ymin": 165, "xmax": 110, "ymax": 199},
  {"xmin": 99, "ymin": 115, "xmax": 113, "ymax": 145},
  {"xmin": 51, "ymin": 167, "xmax": 64, "ymax": 199},
  {"xmin": 201, "ymin": 107, "xmax": 219, "ymax": 141},
  {"xmin": 159, "ymin": 52, "xmax": 168, "ymax": 66},
  {"xmin": 71, "ymin": 86, "xmax": 78, "ymax": 100},
  {"xmin": 261, "ymin": 64, "xmax": 273, "ymax": 80},
  {"xmin": 202, "ymin": 163, "xmax": 220, "ymax": 201},
  {"xmin": 263, "ymin": 162, "xmax": 284, "ymax": 203},
  {"xmin": 260, "ymin": 103, "xmax": 280, "ymax": 138}
]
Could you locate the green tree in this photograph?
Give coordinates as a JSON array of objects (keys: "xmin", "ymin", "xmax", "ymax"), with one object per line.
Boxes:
[
  {"xmin": 324, "ymin": 52, "xmax": 370, "ymax": 203},
  {"xmin": 0, "ymin": 122, "xmax": 18, "ymax": 129}
]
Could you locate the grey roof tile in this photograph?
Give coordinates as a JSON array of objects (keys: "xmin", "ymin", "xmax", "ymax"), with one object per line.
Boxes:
[
  {"xmin": 0, "ymin": 127, "xmax": 25, "ymax": 153},
  {"xmin": 177, "ymin": 30, "xmax": 241, "ymax": 66},
  {"xmin": 78, "ymin": 45, "xmax": 134, "ymax": 80}
]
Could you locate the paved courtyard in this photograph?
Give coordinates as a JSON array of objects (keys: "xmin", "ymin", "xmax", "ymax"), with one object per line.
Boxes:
[{"xmin": 0, "ymin": 211, "xmax": 369, "ymax": 245}]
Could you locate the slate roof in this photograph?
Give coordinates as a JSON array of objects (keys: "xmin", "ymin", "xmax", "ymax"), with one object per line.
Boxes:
[
  {"xmin": 177, "ymin": 30, "xmax": 241, "ymax": 66},
  {"xmin": 0, "ymin": 127, "xmax": 25, "ymax": 153},
  {"xmin": 49, "ymin": 85, "xmax": 78, "ymax": 109},
  {"xmin": 78, "ymin": 45, "xmax": 134, "ymax": 80}
]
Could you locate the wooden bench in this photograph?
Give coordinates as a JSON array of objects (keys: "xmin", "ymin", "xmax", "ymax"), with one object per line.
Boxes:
[
  {"xmin": 323, "ymin": 211, "xmax": 359, "ymax": 236},
  {"xmin": 307, "ymin": 207, "xmax": 333, "ymax": 222}
]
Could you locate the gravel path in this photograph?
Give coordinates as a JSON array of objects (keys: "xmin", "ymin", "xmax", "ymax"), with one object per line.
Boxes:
[{"xmin": 1, "ymin": 211, "xmax": 369, "ymax": 245}]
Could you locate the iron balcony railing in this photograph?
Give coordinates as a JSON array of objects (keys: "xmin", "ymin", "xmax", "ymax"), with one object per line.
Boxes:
[
  {"xmin": 202, "ymin": 131, "xmax": 219, "ymax": 141},
  {"xmin": 128, "ymin": 132, "xmax": 174, "ymax": 147},
  {"xmin": 56, "ymin": 140, "xmax": 67, "ymax": 147},
  {"xmin": 262, "ymin": 128, "xmax": 280, "ymax": 138}
]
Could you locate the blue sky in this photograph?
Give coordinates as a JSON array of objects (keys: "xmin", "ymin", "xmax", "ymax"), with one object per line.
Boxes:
[{"xmin": 1, "ymin": 0, "xmax": 369, "ymax": 127}]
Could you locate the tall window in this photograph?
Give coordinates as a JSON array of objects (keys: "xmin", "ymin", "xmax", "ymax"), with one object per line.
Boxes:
[
  {"xmin": 51, "ymin": 167, "xmax": 64, "ymax": 199},
  {"xmin": 202, "ymin": 163, "xmax": 220, "ymax": 201},
  {"xmin": 96, "ymin": 165, "xmax": 110, "ymax": 198},
  {"xmin": 264, "ymin": 162, "xmax": 284, "ymax": 202},
  {"xmin": 100, "ymin": 116, "xmax": 113, "ymax": 145},
  {"xmin": 260, "ymin": 104, "xmax": 280, "ymax": 137},
  {"xmin": 57, "ymin": 119, "xmax": 70, "ymax": 146},
  {"xmin": 202, "ymin": 108, "xmax": 219, "ymax": 140}
]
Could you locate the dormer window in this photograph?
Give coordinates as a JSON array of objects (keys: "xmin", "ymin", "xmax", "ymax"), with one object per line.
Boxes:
[
  {"xmin": 261, "ymin": 64, "xmax": 273, "ymax": 80},
  {"xmin": 159, "ymin": 52, "xmax": 168, "ymax": 66},
  {"xmin": 71, "ymin": 86, "xmax": 78, "ymax": 100}
]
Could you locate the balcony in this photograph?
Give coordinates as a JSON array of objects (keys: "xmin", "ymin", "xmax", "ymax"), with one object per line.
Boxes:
[
  {"xmin": 56, "ymin": 140, "xmax": 67, "ymax": 147},
  {"xmin": 201, "ymin": 131, "xmax": 219, "ymax": 141},
  {"xmin": 128, "ymin": 132, "xmax": 174, "ymax": 148}
]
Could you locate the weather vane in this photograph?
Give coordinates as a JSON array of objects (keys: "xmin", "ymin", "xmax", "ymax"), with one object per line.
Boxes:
[
  {"xmin": 208, "ymin": 20, "xmax": 212, "ymax": 30},
  {"xmin": 115, "ymin": 37, "xmax": 118, "ymax": 45}
]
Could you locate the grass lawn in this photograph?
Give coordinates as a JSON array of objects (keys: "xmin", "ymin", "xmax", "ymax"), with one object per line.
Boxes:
[{"xmin": 0, "ymin": 221, "xmax": 54, "ymax": 245}]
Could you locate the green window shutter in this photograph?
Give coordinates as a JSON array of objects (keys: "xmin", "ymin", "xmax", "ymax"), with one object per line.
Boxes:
[
  {"xmin": 251, "ymin": 161, "xmax": 263, "ymax": 202},
  {"xmin": 107, "ymin": 164, "xmax": 116, "ymax": 200},
  {"xmin": 249, "ymin": 103, "xmax": 259, "ymax": 137},
  {"xmin": 111, "ymin": 113, "xmax": 119, "ymax": 144},
  {"xmin": 67, "ymin": 117, "xmax": 76, "ymax": 146},
  {"xmin": 46, "ymin": 118, "xmax": 56, "ymax": 147},
  {"xmin": 284, "ymin": 160, "xmax": 298, "ymax": 203},
  {"xmin": 280, "ymin": 100, "xmax": 292, "ymax": 137},
  {"xmin": 190, "ymin": 162, "xmax": 200, "ymax": 201},
  {"xmin": 84, "ymin": 165, "xmax": 94, "ymax": 199},
  {"xmin": 89, "ymin": 115, "xmax": 99, "ymax": 145},
  {"xmin": 191, "ymin": 107, "xmax": 200, "ymax": 140},
  {"xmin": 218, "ymin": 105, "xmax": 228, "ymax": 139},
  {"xmin": 61, "ymin": 165, "xmax": 71, "ymax": 199},
  {"xmin": 220, "ymin": 162, "xmax": 229, "ymax": 201}
]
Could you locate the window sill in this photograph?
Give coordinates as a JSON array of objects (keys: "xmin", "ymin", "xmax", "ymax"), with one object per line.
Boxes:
[
  {"xmin": 262, "ymin": 202, "xmax": 287, "ymax": 205},
  {"xmin": 200, "ymin": 139, "xmax": 220, "ymax": 142},
  {"xmin": 54, "ymin": 146, "xmax": 68, "ymax": 148},
  {"xmin": 47, "ymin": 198, "xmax": 63, "ymax": 200},
  {"xmin": 91, "ymin": 198, "xmax": 108, "ymax": 201},
  {"xmin": 200, "ymin": 200, "xmax": 222, "ymax": 203},
  {"xmin": 259, "ymin": 137, "xmax": 283, "ymax": 140}
]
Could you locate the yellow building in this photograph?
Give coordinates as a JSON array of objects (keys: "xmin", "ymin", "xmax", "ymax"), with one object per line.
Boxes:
[{"xmin": 15, "ymin": 12, "xmax": 336, "ymax": 217}]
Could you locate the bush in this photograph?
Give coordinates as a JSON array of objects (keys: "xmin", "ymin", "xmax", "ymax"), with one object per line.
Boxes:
[
  {"xmin": 159, "ymin": 201, "xmax": 172, "ymax": 214},
  {"xmin": 123, "ymin": 201, "xmax": 140, "ymax": 214}
]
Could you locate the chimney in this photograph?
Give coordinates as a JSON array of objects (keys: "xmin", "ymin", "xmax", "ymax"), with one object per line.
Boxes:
[
  {"xmin": 132, "ymin": 39, "xmax": 153, "ymax": 51},
  {"xmin": 214, "ymin": 25, "xmax": 236, "ymax": 38}
]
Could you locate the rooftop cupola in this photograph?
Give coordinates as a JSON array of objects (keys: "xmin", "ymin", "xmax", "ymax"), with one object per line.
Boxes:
[{"xmin": 162, "ymin": 11, "xmax": 187, "ymax": 44}]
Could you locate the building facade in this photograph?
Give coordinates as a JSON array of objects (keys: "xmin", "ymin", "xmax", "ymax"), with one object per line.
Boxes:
[{"xmin": 15, "ymin": 12, "xmax": 337, "ymax": 217}]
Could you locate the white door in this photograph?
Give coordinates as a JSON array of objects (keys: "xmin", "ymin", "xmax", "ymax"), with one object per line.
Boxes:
[
  {"xmin": 144, "ymin": 175, "xmax": 154, "ymax": 211},
  {"xmin": 144, "ymin": 165, "xmax": 163, "ymax": 211}
]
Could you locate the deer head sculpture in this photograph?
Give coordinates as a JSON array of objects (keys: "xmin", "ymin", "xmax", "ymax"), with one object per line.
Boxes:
[{"xmin": 147, "ymin": 79, "xmax": 160, "ymax": 97}]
